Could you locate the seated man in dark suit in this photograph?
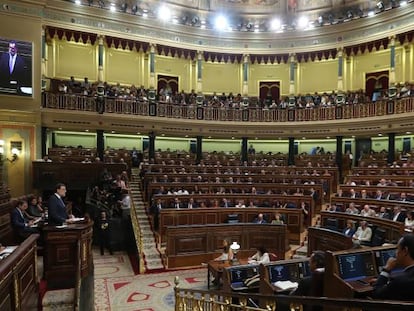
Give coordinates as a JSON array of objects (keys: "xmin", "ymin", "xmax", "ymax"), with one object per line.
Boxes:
[
  {"xmin": 11, "ymin": 200, "xmax": 38, "ymax": 239},
  {"xmin": 48, "ymin": 183, "xmax": 74, "ymax": 225},
  {"xmin": 290, "ymin": 250, "xmax": 325, "ymax": 311},
  {"xmin": 372, "ymin": 234, "xmax": 414, "ymax": 301}
]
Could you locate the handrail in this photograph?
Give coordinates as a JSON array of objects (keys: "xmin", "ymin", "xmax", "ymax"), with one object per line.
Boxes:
[
  {"xmin": 41, "ymin": 92, "xmax": 414, "ymax": 123},
  {"xmin": 174, "ymin": 277, "xmax": 414, "ymax": 311},
  {"xmin": 128, "ymin": 188, "xmax": 145, "ymax": 274}
]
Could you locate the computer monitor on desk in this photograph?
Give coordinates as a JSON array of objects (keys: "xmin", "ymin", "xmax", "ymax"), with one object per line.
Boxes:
[
  {"xmin": 228, "ymin": 265, "xmax": 259, "ymax": 289},
  {"xmin": 337, "ymin": 252, "xmax": 376, "ymax": 282},
  {"xmin": 268, "ymin": 262, "xmax": 310, "ymax": 283},
  {"xmin": 375, "ymin": 248, "xmax": 404, "ymax": 275}
]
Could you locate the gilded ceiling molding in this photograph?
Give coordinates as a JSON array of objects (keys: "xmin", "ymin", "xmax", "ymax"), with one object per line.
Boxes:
[{"xmin": 1, "ymin": 0, "xmax": 413, "ymax": 54}]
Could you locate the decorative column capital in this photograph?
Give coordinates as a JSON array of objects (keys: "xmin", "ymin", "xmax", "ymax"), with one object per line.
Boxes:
[
  {"xmin": 197, "ymin": 50, "xmax": 203, "ymax": 59},
  {"xmin": 98, "ymin": 35, "xmax": 105, "ymax": 45},
  {"xmin": 337, "ymin": 47, "xmax": 343, "ymax": 57},
  {"xmin": 243, "ymin": 54, "xmax": 249, "ymax": 63}
]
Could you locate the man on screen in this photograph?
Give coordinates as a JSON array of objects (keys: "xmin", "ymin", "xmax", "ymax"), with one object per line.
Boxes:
[{"xmin": 0, "ymin": 40, "xmax": 29, "ymax": 92}]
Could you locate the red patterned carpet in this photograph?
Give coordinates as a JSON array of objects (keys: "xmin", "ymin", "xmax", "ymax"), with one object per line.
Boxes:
[{"xmin": 94, "ymin": 251, "xmax": 207, "ymax": 311}]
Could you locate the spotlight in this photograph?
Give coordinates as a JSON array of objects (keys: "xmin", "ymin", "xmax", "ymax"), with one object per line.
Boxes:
[
  {"xmin": 376, "ymin": 1, "xmax": 385, "ymax": 11},
  {"xmin": 297, "ymin": 16, "xmax": 309, "ymax": 28},
  {"xmin": 317, "ymin": 15, "xmax": 324, "ymax": 25},
  {"xmin": 270, "ymin": 18, "xmax": 281, "ymax": 30},
  {"xmin": 131, "ymin": 5, "xmax": 138, "ymax": 14},
  {"xmin": 98, "ymin": 0, "xmax": 104, "ymax": 8},
  {"xmin": 328, "ymin": 14, "xmax": 334, "ymax": 24},
  {"xmin": 157, "ymin": 5, "xmax": 171, "ymax": 21},
  {"xmin": 215, "ymin": 15, "xmax": 228, "ymax": 31},
  {"xmin": 346, "ymin": 10, "xmax": 353, "ymax": 19},
  {"xmin": 75, "ymin": 0, "xmax": 81, "ymax": 5},
  {"xmin": 110, "ymin": 3, "xmax": 116, "ymax": 12},
  {"xmin": 246, "ymin": 22, "xmax": 253, "ymax": 31},
  {"xmin": 120, "ymin": 3, "xmax": 127, "ymax": 13}
]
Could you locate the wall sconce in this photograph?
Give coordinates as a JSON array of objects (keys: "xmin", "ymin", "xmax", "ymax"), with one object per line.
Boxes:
[
  {"xmin": 8, "ymin": 147, "xmax": 19, "ymax": 162},
  {"xmin": 0, "ymin": 140, "xmax": 21, "ymax": 163}
]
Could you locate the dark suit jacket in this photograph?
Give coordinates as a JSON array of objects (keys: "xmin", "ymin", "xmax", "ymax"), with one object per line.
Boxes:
[
  {"xmin": 373, "ymin": 266, "xmax": 414, "ymax": 301},
  {"xmin": 0, "ymin": 52, "xmax": 29, "ymax": 88},
  {"xmin": 291, "ymin": 272, "xmax": 324, "ymax": 311},
  {"xmin": 10, "ymin": 208, "xmax": 36, "ymax": 237},
  {"xmin": 48, "ymin": 194, "xmax": 68, "ymax": 225},
  {"xmin": 342, "ymin": 227, "xmax": 356, "ymax": 237},
  {"xmin": 392, "ymin": 212, "xmax": 406, "ymax": 223},
  {"xmin": 10, "ymin": 208, "xmax": 27, "ymax": 230}
]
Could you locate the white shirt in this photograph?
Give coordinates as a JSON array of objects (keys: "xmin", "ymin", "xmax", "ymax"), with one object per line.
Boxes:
[{"xmin": 250, "ymin": 252, "xmax": 270, "ymax": 264}]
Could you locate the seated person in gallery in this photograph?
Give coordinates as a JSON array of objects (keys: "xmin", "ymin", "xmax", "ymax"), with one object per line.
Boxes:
[
  {"xmin": 377, "ymin": 206, "xmax": 391, "ymax": 219},
  {"xmin": 360, "ymin": 204, "xmax": 376, "ymax": 217},
  {"xmin": 248, "ymin": 246, "xmax": 270, "ymax": 264},
  {"xmin": 27, "ymin": 196, "xmax": 43, "ymax": 218},
  {"xmin": 253, "ymin": 213, "xmax": 267, "ymax": 224},
  {"xmin": 271, "ymin": 212, "xmax": 284, "ymax": 225},
  {"xmin": 342, "ymin": 219, "xmax": 356, "ymax": 237},
  {"xmin": 372, "ymin": 234, "xmax": 414, "ymax": 301},
  {"xmin": 11, "ymin": 200, "xmax": 39, "ymax": 239},
  {"xmin": 404, "ymin": 211, "xmax": 414, "ymax": 232},
  {"xmin": 352, "ymin": 220, "xmax": 372, "ymax": 247},
  {"xmin": 214, "ymin": 238, "xmax": 234, "ymax": 261}
]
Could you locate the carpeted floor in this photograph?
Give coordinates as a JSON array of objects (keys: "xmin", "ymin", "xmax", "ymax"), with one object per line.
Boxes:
[{"xmin": 94, "ymin": 250, "xmax": 207, "ymax": 311}]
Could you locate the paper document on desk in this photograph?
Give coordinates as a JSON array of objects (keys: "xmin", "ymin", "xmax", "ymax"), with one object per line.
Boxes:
[
  {"xmin": 72, "ymin": 217, "xmax": 85, "ymax": 222},
  {"xmin": 2, "ymin": 246, "xmax": 18, "ymax": 254},
  {"xmin": 273, "ymin": 280, "xmax": 298, "ymax": 290}
]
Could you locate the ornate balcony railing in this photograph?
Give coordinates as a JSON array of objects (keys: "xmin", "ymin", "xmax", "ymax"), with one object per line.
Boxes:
[{"xmin": 42, "ymin": 92, "xmax": 414, "ymax": 123}]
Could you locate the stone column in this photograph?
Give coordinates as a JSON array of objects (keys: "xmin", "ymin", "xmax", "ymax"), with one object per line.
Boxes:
[
  {"xmin": 289, "ymin": 53, "xmax": 296, "ymax": 95},
  {"xmin": 96, "ymin": 130, "xmax": 104, "ymax": 161},
  {"xmin": 242, "ymin": 54, "xmax": 249, "ymax": 96},
  {"xmin": 98, "ymin": 35, "xmax": 105, "ymax": 82},
  {"xmin": 148, "ymin": 44, "xmax": 156, "ymax": 101},
  {"xmin": 337, "ymin": 47, "xmax": 344, "ymax": 92},
  {"xmin": 241, "ymin": 137, "xmax": 248, "ymax": 163},
  {"xmin": 41, "ymin": 26, "xmax": 47, "ymax": 90},
  {"xmin": 288, "ymin": 137, "xmax": 295, "ymax": 166},
  {"xmin": 196, "ymin": 136, "xmax": 202, "ymax": 164},
  {"xmin": 336, "ymin": 136, "xmax": 343, "ymax": 183},
  {"xmin": 389, "ymin": 36, "xmax": 396, "ymax": 86},
  {"xmin": 41, "ymin": 127, "xmax": 48, "ymax": 157},
  {"xmin": 196, "ymin": 51, "xmax": 203, "ymax": 93},
  {"xmin": 149, "ymin": 132, "xmax": 156, "ymax": 160},
  {"xmin": 388, "ymin": 133, "xmax": 395, "ymax": 165}
]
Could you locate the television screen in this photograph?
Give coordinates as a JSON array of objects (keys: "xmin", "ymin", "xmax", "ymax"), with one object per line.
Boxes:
[
  {"xmin": 337, "ymin": 252, "xmax": 376, "ymax": 281},
  {"xmin": 0, "ymin": 38, "xmax": 32, "ymax": 96},
  {"xmin": 268, "ymin": 264, "xmax": 300, "ymax": 283}
]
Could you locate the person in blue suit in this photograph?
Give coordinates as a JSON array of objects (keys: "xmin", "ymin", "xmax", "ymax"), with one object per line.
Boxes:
[
  {"xmin": 47, "ymin": 183, "xmax": 74, "ymax": 225},
  {"xmin": 342, "ymin": 219, "xmax": 356, "ymax": 237},
  {"xmin": 10, "ymin": 200, "xmax": 38, "ymax": 239}
]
